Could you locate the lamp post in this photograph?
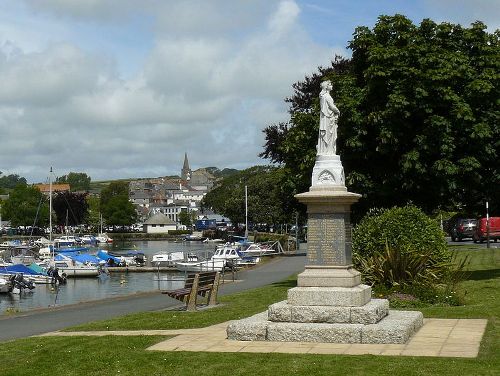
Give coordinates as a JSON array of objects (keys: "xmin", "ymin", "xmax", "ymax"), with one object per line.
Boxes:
[{"xmin": 486, "ymin": 201, "xmax": 490, "ymax": 249}]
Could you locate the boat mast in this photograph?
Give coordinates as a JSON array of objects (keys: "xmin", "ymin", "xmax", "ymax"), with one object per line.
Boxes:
[
  {"xmin": 49, "ymin": 167, "xmax": 54, "ymax": 260},
  {"xmin": 244, "ymin": 185, "xmax": 248, "ymax": 239},
  {"xmin": 49, "ymin": 167, "xmax": 52, "ymax": 242}
]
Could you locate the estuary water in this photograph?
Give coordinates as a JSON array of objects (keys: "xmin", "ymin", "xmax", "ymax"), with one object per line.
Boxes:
[{"xmin": 0, "ymin": 240, "xmax": 217, "ymax": 314}]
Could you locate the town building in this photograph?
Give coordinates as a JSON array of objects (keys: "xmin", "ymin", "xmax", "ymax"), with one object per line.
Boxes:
[
  {"xmin": 143, "ymin": 213, "xmax": 177, "ymax": 233},
  {"xmin": 34, "ymin": 183, "xmax": 71, "ymax": 195}
]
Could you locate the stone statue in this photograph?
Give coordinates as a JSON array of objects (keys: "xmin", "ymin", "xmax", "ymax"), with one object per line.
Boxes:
[{"xmin": 317, "ymin": 80, "xmax": 340, "ymax": 155}]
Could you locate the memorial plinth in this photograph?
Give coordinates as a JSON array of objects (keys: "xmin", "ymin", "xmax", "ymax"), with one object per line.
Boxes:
[
  {"xmin": 227, "ymin": 81, "xmax": 422, "ymax": 344},
  {"xmin": 294, "ymin": 189, "xmax": 361, "ymax": 288},
  {"xmin": 227, "ymin": 178, "xmax": 423, "ymax": 344}
]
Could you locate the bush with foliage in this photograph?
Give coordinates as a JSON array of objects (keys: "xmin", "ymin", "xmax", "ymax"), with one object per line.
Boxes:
[
  {"xmin": 352, "ymin": 205, "xmax": 467, "ymax": 305},
  {"xmin": 353, "ymin": 205, "xmax": 449, "ymax": 264}
]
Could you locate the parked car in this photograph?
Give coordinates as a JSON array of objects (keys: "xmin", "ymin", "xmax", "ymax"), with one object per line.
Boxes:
[
  {"xmin": 473, "ymin": 217, "xmax": 500, "ymax": 243},
  {"xmin": 450, "ymin": 218, "xmax": 477, "ymax": 241}
]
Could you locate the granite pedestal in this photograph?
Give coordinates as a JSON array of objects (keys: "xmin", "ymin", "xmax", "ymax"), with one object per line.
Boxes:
[{"xmin": 227, "ymin": 156, "xmax": 423, "ymax": 344}]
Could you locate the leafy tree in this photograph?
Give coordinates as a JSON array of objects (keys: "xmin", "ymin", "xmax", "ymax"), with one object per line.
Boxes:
[
  {"xmin": 261, "ymin": 15, "xmax": 499, "ymax": 217},
  {"xmin": 1, "ymin": 185, "xmax": 49, "ymax": 227},
  {"xmin": 178, "ymin": 210, "xmax": 193, "ymax": 228},
  {"xmin": 52, "ymin": 191, "xmax": 88, "ymax": 226},
  {"xmin": 56, "ymin": 172, "xmax": 91, "ymax": 191},
  {"xmin": 100, "ymin": 181, "xmax": 129, "ymax": 208},
  {"xmin": 100, "ymin": 181, "xmax": 136, "ymax": 226},
  {"xmin": 101, "ymin": 195, "xmax": 137, "ymax": 226},
  {"xmin": 201, "ymin": 166, "xmax": 291, "ymax": 227},
  {"xmin": 0, "ymin": 172, "xmax": 27, "ymax": 189},
  {"xmin": 86, "ymin": 195, "xmax": 102, "ymax": 230}
]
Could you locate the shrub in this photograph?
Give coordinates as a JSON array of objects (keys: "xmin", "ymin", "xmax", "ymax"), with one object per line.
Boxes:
[
  {"xmin": 356, "ymin": 242, "xmax": 451, "ymax": 287},
  {"xmin": 352, "ymin": 205, "xmax": 450, "ymax": 264},
  {"xmin": 167, "ymin": 230, "xmax": 191, "ymax": 236},
  {"xmin": 352, "ymin": 205, "xmax": 468, "ymax": 305}
]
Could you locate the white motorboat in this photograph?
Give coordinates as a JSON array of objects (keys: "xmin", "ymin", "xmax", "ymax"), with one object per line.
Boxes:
[
  {"xmin": 95, "ymin": 233, "xmax": 113, "ymax": 244},
  {"xmin": 80, "ymin": 234, "xmax": 98, "ymax": 245},
  {"xmin": 54, "ymin": 235, "xmax": 82, "ymax": 248},
  {"xmin": 240, "ymin": 240, "xmax": 284, "ymax": 257},
  {"xmin": 34, "ymin": 237, "xmax": 53, "ymax": 247},
  {"xmin": 0, "ymin": 276, "xmax": 12, "ymax": 293},
  {"xmin": 152, "ymin": 251, "xmax": 184, "ymax": 266},
  {"xmin": 174, "ymin": 245, "xmax": 249, "ymax": 272},
  {"xmin": 202, "ymin": 238, "xmax": 225, "ymax": 243},
  {"xmin": 38, "ymin": 245, "xmax": 55, "ymax": 260},
  {"xmin": 175, "ymin": 258, "xmax": 226, "ymax": 272},
  {"xmin": 44, "ymin": 254, "xmax": 101, "ymax": 277}
]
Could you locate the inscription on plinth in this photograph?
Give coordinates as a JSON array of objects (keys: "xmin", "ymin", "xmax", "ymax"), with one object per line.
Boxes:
[{"xmin": 307, "ymin": 213, "xmax": 352, "ymax": 266}]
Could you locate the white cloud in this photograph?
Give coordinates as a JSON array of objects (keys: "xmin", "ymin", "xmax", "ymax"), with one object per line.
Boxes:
[
  {"xmin": 0, "ymin": 1, "xmax": 337, "ymax": 182},
  {"xmin": 0, "ymin": 43, "xmax": 111, "ymax": 106},
  {"xmin": 423, "ymin": 0, "xmax": 500, "ymax": 30}
]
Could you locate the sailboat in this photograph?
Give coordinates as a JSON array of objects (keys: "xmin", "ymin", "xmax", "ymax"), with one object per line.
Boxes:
[
  {"xmin": 40, "ymin": 168, "xmax": 101, "ymax": 278},
  {"xmin": 95, "ymin": 213, "xmax": 113, "ymax": 244}
]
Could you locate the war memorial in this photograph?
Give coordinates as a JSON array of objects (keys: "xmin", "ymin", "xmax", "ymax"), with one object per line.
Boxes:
[{"xmin": 227, "ymin": 80, "xmax": 424, "ymax": 344}]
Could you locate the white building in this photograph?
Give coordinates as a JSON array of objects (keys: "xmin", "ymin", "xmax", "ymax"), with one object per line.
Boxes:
[{"xmin": 143, "ymin": 213, "xmax": 177, "ymax": 234}]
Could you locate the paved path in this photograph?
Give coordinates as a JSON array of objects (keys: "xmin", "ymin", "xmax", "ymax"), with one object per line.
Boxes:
[
  {"xmin": 37, "ymin": 318, "xmax": 487, "ymax": 358},
  {"xmin": 0, "ymin": 255, "xmax": 306, "ymax": 342}
]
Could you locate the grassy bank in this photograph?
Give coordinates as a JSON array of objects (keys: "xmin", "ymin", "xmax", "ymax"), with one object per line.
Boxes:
[{"xmin": 0, "ymin": 246, "xmax": 498, "ymax": 376}]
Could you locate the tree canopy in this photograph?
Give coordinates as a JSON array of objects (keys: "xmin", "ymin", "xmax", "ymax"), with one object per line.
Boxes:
[
  {"xmin": 201, "ymin": 166, "xmax": 291, "ymax": 227},
  {"xmin": 56, "ymin": 172, "xmax": 91, "ymax": 191},
  {"xmin": 1, "ymin": 185, "xmax": 49, "ymax": 227},
  {"xmin": 262, "ymin": 15, "xmax": 499, "ymax": 217},
  {"xmin": 0, "ymin": 172, "xmax": 27, "ymax": 189},
  {"xmin": 100, "ymin": 181, "xmax": 136, "ymax": 226},
  {"xmin": 52, "ymin": 191, "xmax": 89, "ymax": 226},
  {"xmin": 101, "ymin": 195, "xmax": 137, "ymax": 226}
]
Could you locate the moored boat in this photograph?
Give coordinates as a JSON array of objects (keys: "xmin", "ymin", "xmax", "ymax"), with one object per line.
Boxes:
[
  {"xmin": 152, "ymin": 251, "xmax": 184, "ymax": 266},
  {"xmin": 43, "ymin": 254, "xmax": 101, "ymax": 277},
  {"xmin": 95, "ymin": 233, "xmax": 113, "ymax": 244},
  {"xmin": 54, "ymin": 235, "xmax": 82, "ymax": 248}
]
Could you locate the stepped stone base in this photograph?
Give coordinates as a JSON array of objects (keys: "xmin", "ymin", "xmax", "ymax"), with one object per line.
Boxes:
[
  {"xmin": 268, "ymin": 299, "xmax": 389, "ymax": 324},
  {"xmin": 227, "ymin": 309, "xmax": 423, "ymax": 344},
  {"xmin": 297, "ymin": 266, "xmax": 362, "ymax": 287},
  {"xmin": 287, "ymin": 285, "xmax": 372, "ymax": 307}
]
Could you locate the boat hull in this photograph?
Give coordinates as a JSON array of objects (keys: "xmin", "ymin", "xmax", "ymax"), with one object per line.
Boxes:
[{"xmin": 175, "ymin": 260, "xmax": 226, "ymax": 272}]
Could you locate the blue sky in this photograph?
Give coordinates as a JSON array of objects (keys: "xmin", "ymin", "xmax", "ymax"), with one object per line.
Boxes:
[{"xmin": 0, "ymin": 0, "xmax": 498, "ymax": 183}]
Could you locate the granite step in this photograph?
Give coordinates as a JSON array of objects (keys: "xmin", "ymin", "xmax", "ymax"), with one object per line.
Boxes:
[{"xmin": 227, "ymin": 310, "xmax": 423, "ymax": 344}]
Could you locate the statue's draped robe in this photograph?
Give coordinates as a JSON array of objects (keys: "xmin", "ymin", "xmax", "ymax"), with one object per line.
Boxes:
[{"xmin": 317, "ymin": 90, "xmax": 340, "ymax": 155}]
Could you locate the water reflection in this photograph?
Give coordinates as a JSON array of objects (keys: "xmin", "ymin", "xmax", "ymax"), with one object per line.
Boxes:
[{"xmin": 0, "ymin": 240, "xmax": 215, "ymax": 313}]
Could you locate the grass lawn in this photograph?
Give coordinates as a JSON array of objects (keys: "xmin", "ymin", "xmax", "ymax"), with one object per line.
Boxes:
[{"xmin": 0, "ymin": 246, "xmax": 498, "ymax": 376}]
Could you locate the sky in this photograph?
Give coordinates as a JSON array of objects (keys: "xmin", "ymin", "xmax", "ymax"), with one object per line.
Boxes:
[{"xmin": 0, "ymin": 0, "xmax": 498, "ymax": 184}]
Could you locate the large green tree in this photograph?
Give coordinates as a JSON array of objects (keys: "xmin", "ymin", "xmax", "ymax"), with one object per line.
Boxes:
[
  {"xmin": 0, "ymin": 172, "xmax": 27, "ymax": 189},
  {"xmin": 1, "ymin": 185, "xmax": 49, "ymax": 227},
  {"xmin": 101, "ymin": 195, "xmax": 137, "ymax": 226},
  {"xmin": 56, "ymin": 172, "xmax": 91, "ymax": 191},
  {"xmin": 262, "ymin": 15, "xmax": 499, "ymax": 217},
  {"xmin": 100, "ymin": 181, "xmax": 136, "ymax": 226},
  {"xmin": 52, "ymin": 191, "xmax": 89, "ymax": 226},
  {"xmin": 201, "ymin": 166, "xmax": 291, "ymax": 227}
]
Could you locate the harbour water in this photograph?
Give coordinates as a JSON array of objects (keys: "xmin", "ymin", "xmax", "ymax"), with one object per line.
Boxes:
[{"xmin": 0, "ymin": 240, "xmax": 217, "ymax": 314}]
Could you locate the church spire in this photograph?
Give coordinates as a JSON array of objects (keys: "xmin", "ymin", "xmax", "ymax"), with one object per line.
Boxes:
[{"xmin": 181, "ymin": 152, "xmax": 191, "ymax": 181}]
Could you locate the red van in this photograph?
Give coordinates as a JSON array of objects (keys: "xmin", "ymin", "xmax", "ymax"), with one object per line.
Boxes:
[{"xmin": 473, "ymin": 217, "xmax": 500, "ymax": 243}]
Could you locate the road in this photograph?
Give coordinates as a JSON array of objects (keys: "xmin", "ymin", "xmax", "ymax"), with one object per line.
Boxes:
[
  {"xmin": 0, "ymin": 254, "xmax": 306, "ymax": 342},
  {"xmin": 446, "ymin": 237, "xmax": 499, "ymax": 248}
]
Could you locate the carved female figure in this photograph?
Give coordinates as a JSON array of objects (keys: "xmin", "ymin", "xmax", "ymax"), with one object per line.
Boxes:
[{"xmin": 317, "ymin": 80, "xmax": 340, "ymax": 155}]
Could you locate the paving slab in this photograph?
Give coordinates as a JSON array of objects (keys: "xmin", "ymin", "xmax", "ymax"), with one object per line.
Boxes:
[{"xmin": 145, "ymin": 317, "xmax": 487, "ymax": 358}]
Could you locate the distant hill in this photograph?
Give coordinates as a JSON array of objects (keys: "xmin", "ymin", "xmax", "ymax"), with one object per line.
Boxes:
[
  {"xmin": 88, "ymin": 168, "xmax": 239, "ymax": 193},
  {"xmin": 205, "ymin": 167, "xmax": 240, "ymax": 178}
]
